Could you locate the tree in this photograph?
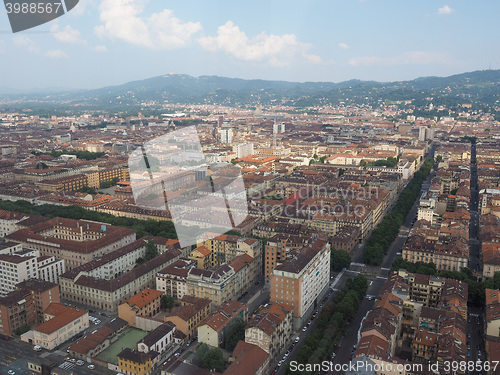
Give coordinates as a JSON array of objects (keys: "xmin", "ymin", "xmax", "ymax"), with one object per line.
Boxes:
[
  {"xmin": 224, "ymin": 317, "xmax": 245, "ymax": 351},
  {"xmin": 195, "ymin": 343, "xmax": 210, "ymax": 364},
  {"xmin": 202, "ymin": 348, "xmax": 225, "ymax": 372},
  {"xmin": 144, "ymin": 239, "xmax": 159, "ymax": 261},
  {"xmin": 331, "ymin": 249, "xmax": 351, "ymax": 272},
  {"xmin": 161, "ymin": 295, "xmax": 174, "ymax": 309}
]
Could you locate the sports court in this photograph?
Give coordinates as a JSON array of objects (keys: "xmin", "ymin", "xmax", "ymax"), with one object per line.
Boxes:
[{"xmin": 96, "ymin": 328, "xmax": 148, "ymax": 364}]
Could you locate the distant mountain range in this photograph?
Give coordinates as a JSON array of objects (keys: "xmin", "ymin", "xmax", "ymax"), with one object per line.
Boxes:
[{"xmin": 2, "ymin": 70, "xmax": 499, "ymax": 111}]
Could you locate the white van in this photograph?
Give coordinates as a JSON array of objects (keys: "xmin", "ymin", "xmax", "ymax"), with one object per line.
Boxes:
[{"xmin": 33, "ymin": 345, "xmax": 42, "ymax": 351}]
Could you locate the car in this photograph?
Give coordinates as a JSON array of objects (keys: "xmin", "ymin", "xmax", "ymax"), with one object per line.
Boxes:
[
  {"xmin": 174, "ymin": 352, "xmax": 180, "ymax": 357},
  {"xmin": 278, "ymin": 360, "xmax": 282, "ymax": 366},
  {"xmin": 3, "ymin": 336, "xmax": 9, "ymax": 341},
  {"xmin": 478, "ymin": 350, "xmax": 481, "ymax": 357},
  {"xmin": 117, "ymin": 373, "xmax": 125, "ymax": 375},
  {"xmin": 70, "ymin": 359, "xmax": 76, "ymax": 363},
  {"xmin": 302, "ymin": 326, "xmax": 307, "ymax": 332},
  {"xmin": 33, "ymin": 345, "xmax": 42, "ymax": 351},
  {"xmin": 88, "ymin": 365, "xmax": 95, "ymax": 370},
  {"xmin": 8, "ymin": 370, "xmax": 15, "ymax": 375},
  {"xmin": 467, "ymin": 333, "xmax": 471, "ymax": 339},
  {"xmin": 65, "ymin": 357, "xmax": 71, "ymax": 362},
  {"xmin": 467, "ymin": 351, "xmax": 471, "ymax": 357},
  {"xmin": 76, "ymin": 360, "xmax": 85, "ymax": 366},
  {"xmin": 295, "ymin": 337, "xmax": 300, "ymax": 343}
]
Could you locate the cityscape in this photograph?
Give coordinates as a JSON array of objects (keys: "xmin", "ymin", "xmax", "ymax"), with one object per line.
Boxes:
[{"xmin": 0, "ymin": 2, "xmax": 500, "ymax": 375}]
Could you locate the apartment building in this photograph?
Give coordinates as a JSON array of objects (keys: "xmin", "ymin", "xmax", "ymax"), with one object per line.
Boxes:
[
  {"xmin": 402, "ymin": 219, "xmax": 469, "ymax": 272},
  {"xmin": 188, "ymin": 246, "xmax": 212, "ymax": 269},
  {"xmin": 198, "ymin": 233, "xmax": 240, "ymax": 266},
  {"xmin": 33, "ymin": 303, "xmax": 89, "ymax": 350},
  {"xmin": 37, "ymin": 174, "xmax": 88, "ymax": 192},
  {"xmin": 264, "ymin": 233, "xmax": 311, "ymax": 279},
  {"xmin": 330, "ymin": 225, "xmax": 361, "ymax": 253},
  {"xmin": 164, "ymin": 295, "xmax": 211, "ymax": 340},
  {"xmin": 156, "ymin": 259, "xmax": 196, "ymax": 300},
  {"xmin": 480, "ymin": 214, "xmax": 500, "ymax": 279},
  {"xmin": 187, "ymin": 254, "xmax": 257, "ymax": 307},
  {"xmin": 485, "ymin": 289, "xmax": 500, "ymax": 341},
  {"xmin": 225, "ymin": 341, "xmax": 270, "ymax": 375},
  {"xmin": 6, "ymin": 217, "xmax": 136, "ymax": 270},
  {"xmin": 118, "ymin": 348, "xmax": 153, "ymax": 375},
  {"xmin": 0, "ymin": 250, "xmax": 65, "ymax": 296},
  {"xmin": 355, "ymin": 271, "xmax": 468, "ymax": 372},
  {"xmin": 0, "ymin": 279, "xmax": 60, "ymax": 335},
  {"xmin": 0, "ymin": 211, "xmax": 29, "ymax": 238},
  {"xmin": 118, "ymin": 289, "xmax": 163, "ymax": 327},
  {"xmin": 270, "ymin": 239, "xmax": 330, "ymax": 328},
  {"xmin": 60, "ymin": 248, "xmax": 181, "ymax": 311},
  {"xmin": 244, "ymin": 303, "xmax": 293, "ymax": 361},
  {"xmin": 197, "ymin": 300, "xmax": 248, "ymax": 347}
]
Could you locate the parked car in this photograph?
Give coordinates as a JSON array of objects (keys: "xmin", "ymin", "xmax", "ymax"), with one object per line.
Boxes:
[
  {"xmin": 33, "ymin": 345, "xmax": 42, "ymax": 351},
  {"xmin": 76, "ymin": 360, "xmax": 85, "ymax": 366},
  {"xmin": 8, "ymin": 370, "xmax": 15, "ymax": 375},
  {"xmin": 88, "ymin": 365, "xmax": 95, "ymax": 370}
]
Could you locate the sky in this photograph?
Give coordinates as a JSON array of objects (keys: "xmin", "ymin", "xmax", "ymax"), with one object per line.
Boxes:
[{"xmin": 0, "ymin": 0, "xmax": 499, "ymax": 91}]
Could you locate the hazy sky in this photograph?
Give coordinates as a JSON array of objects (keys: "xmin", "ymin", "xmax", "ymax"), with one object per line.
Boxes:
[{"xmin": 1, "ymin": 0, "xmax": 499, "ymax": 90}]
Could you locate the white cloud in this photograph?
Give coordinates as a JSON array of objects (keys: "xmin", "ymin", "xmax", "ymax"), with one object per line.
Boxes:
[
  {"xmin": 68, "ymin": 0, "xmax": 94, "ymax": 17},
  {"xmin": 339, "ymin": 42, "xmax": 350, "ymax": 49},
  {"xmin": 14, "ymin": 35, "xmax": 38, "ymax": 53},
  {"xmin": 349, "ymin": 51, "xmax": 453, "ymax": 66},
  {"xmin": 197, "ymin": 21, "xmax": 322, "ymax": 66},
  {"xmin": 50, "ymin": 25, "xmax": 84, "ymax": 44},
  {"xmin": 92, "ymin": 45, "xmax": 108, "ymax": 52},
  {"xmin": 436, "ymin": 5, "xmax": 454, "ymax": 15},
  {"xmin": 13, "ymin": 35, "xmax": 69, "ymax": 58},
  {"xmin": 94, "ymin": 0, "xmax": 202, "ymax": 49},
  {"xmin": 45, "ymin": 50, "xmax": 70, "ymax": 58}
]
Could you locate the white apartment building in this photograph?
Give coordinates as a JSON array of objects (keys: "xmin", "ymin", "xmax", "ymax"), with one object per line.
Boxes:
[
  {"xmin": 417, "ymin": 197, "xmax": 437, "ymax": 224},
  {"xmin": 0, "ymin": 211, "xmax": 30, "ymax": 238},
  {"xmin": 233, "ymin": 142, "xmax": 254, "ymax": 159},
  {"xmin": 0, "ymin": 247, "xmax": 65, "ymax": 297},
  {"xmin": 219, "ymin": 128, "xmax": 233, "ymax": 144}
]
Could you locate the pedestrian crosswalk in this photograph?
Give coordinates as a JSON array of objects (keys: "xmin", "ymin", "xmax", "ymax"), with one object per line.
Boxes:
[{"xmin": 59, "ymin": 362, "xmax": 75, "ymax": 371}]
